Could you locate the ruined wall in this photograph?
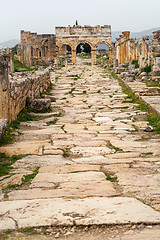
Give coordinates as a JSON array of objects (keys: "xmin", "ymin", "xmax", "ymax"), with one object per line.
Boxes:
[
  {"xmin": 0, "ymin": 51, "xmax": 51, "ymax": 123},
  {"xmin": 8, "ymin": 69, "xmax": 51, "ymax": 121},
  {"xmin": 17, "ymin": 31, "xmax": 56, "ymax": 66},
  {"xmin": 114, "ymin": 30, "xmax": 160, "ymax": 69}
]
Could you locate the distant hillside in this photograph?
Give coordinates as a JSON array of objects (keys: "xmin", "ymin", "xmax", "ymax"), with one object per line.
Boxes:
[
  {"xmin": 112, "ymin": 27, "xmax": 160, "ymax": 41},
  {"xmin": 0, "ymin": 39, "xmax": 20, "ymax": 50}
]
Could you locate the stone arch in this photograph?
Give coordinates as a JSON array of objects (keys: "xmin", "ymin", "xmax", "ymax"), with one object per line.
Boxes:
[
  {"xmin": 95, "ymin": 41, "xmax": 112, "ymax": 63},
  {"xmin": 75, "ymin": 40, "xmax": 93, "ymax": 50},
  {"xmin": 55, "ymin": 25, "xmax": 112, "ymax": 65}
]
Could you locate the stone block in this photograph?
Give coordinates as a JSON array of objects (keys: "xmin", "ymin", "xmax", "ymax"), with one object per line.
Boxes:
[
  {"xmin": 0, "ymin": 119, "xmax": 7, "ymax": 140},
  {"xmin": 29, "ymin": 98, "xmax": 51, "ymax": 112}
]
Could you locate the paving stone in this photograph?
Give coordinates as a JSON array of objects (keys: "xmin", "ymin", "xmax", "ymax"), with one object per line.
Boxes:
[
  {"xmin": 1, "ymin": 197, "xmax": 160, "ymax": 230},
  {"xmin": 13, "ymin": 155, "xmax": 72, "ymax": 169},
  {"xmin": 70, "ymin": 146, "xmax": 114, "ymax": 156},
  {"xmin": 39, "ymin": 164, "xmax": 100, "ymax": 173},
  {"xmin": 0, "ymin": 174, "xmax": 24, "ymax": 188},
  {"xmin": 0, "ymin": 140, "xmax": 50, "ymax": 156}
]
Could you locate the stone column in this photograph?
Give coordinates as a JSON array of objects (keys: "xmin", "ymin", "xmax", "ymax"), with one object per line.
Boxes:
[
  {"xmin": 55, "ymin": 47, "xmax": 59, "ymax": 65},
  {"xmin": 91, "ymin": 48, "xmax": 96, "ymax": 65},
  {"xmin": 0, "ymin": 53, "xmax": 9, "ymax": 120},
  {"xmin": 72, "ymin": 48, "xmax": 76, "ymax": 64},
  {"xmin": 109, "ymin": 48, "xmax": 112, "ymax": 63}
]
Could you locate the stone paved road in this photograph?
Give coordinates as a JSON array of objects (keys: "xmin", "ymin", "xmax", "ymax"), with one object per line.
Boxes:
[{"xmin": 0, "ymin": 59, "xmax": 160, "ymax": 238}]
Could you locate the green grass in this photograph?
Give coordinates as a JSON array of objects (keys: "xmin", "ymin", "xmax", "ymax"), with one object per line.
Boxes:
[
  {"xmin": 62, "ymin": 148, "xmax": 70, "ymax": 158},
  {"xmin": 61, "ymin": 125, "xmax": 67, "ymax": 133},
  {"xmin": 141, "ymin": 64, "xmax": 151, "ymax": 74},
  {"xmin": 142, "ymin": 80, "xmax": 160, "ymax": 88},
  {"xmin": 46, "ymin": 118, "xmax": 58, "ymax": 125},
  {"xmin": 68, "ymin": 88, "xmax": 75, "ymax": 94},
  {"xmin": 148, "ymin": 113, "xmax": 160, "ymax": 134},
  {"xmin": 77, "ymin": 53, "xmax": 91, "ymax": 59},
  {"xmin": 14, "ymin": 56, "xmax": 33, "ymax": 72},
  {"xmin": 17, "ymin": 228, "xmax": 36, "ymax": 234},
  {"xmin": 22, "ymin": 167, "xmax": 39, "ymax": 184},
  {"xmin": 104, "ymin": 172, "xmax": 117, "ymax": 182},
  {"xmin": 0, "ymin": 153, "xmax": 24, "ymax": 177},
  {"xmin": 131, "ymin": 59, "xmax": 139, "ymax": 68}
]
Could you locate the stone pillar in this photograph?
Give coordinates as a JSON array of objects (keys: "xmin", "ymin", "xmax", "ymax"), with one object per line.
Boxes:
[
  {"xmin": 0, "ymin": 53, "xmax": 9, "ymax": 120},
  {"xmin": 109, "ymin": 48, "xmax": 112, "ymax": 63},
  {"xmin": 55, "ymin": 47, "xmax": 59, "ymax": 65},
  {"xmin": 72, "ymin": 48, "xmax": 76, "ymax": 64},
  {"xmin": 91, "ymin": 48, "xmax": 96, "ymax": 65}
]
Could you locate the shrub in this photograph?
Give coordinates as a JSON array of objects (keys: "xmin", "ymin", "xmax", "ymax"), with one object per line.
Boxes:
[
  {"xmin": 131, "ymin": 59, "xmax": 139, "ymax": 68},
  {"xmin": 141, "ymin": 64, "xmax": 151, "ymax": 74}
]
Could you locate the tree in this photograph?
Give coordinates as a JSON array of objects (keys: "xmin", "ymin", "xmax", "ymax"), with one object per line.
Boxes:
[{"xmin": 76, "ymin": 20, "xmax": 78, "ymax": 26}]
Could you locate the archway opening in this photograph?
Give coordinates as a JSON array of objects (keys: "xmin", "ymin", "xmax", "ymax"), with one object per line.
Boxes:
[
  {"xmin": 59, "ymin": 44, "xmax": 72, "ymax": 65},
  {"xmin": 76, "ymin": 43, "xmax": 91, "ymax": 65},
  {"xmin": 96, "ymin": 43, "xmax": 109, "ymax": 65}
]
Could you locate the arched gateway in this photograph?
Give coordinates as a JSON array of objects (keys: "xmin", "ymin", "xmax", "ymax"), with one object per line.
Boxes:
[{"xmin": 55, "ymin": 25, "xmax": 112, "ymax": 65}]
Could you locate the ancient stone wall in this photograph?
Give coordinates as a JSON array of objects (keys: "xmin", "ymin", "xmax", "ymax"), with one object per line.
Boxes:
[
  {"xmin": 17, "ymin": 31, "xmax": 56, "ymax": 66},
  {"xmin": 0, "ymin": 51, "xmax": 51, "ymax": 123},
  {"xmin": 8, "ymin": 69, "xmax": 51, "ymax": 121},
  {"xmin": 113, "ymin": 30, "xmax": 160, "ymax": 69}
]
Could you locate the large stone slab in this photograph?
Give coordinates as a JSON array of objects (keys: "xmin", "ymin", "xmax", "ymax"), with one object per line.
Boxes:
[
  {"xmin": 0, "ymin": 140, "xmax": 50, "ymax": 156},
  {"xmin": 70, "ymin": 147, "xmax": 114, "ymax": 157},
  {"xmin": 1, "ymin": 197, "xmax": 160, "ymax": 230},
  {"xmin": 13, "ymin": 155, "xmax": 72, "ymax": 169},
  {"xmin": 39, "ymin": 164, "xmax": 100, "ymax": 174}
]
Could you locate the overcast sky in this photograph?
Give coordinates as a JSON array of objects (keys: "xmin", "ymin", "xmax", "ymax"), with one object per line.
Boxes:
[{"xmin": 0, "ymin": 0, "xmax": 160, "ymax": 42}]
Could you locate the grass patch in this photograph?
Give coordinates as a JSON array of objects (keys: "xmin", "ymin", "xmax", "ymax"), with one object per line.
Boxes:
[
  {"xmin": 131, "ymin": 59, "xmax": 139, "ymax": 68},
  {"xmin": 141, "ymin": 64, "xmax": 151, "ymax": 74},
  {"xmin": 0, "ymin": 153, "xmax": 24, "ymax": 177},
  {"xmin": 142, "ymin": 80, "xmax": 160, "ymax": 88},
  {"xmin": 62, "ymin": 148, "xmax": 70, "ymax": 158},
  {"xmin": 141, "ymin": 152, "xmax": 153, "ymax": 156},
  {"xmin": 61, "ymin": 125, "xmax": 67, "ymax": 133},
  {"xmin": 77, "ymin": 53, "xmax": 91, "ymax": 59},
  {"xmin": 148, "ymin": 113, "xmax": 160, "ymax": 134},
  {"xmin": 0, "ymin": 107, "xmax": 35, "ymax": 146},
  {"xmin": 102, "ymin": 170, "xmax": 118, "ymax": 182},
  {"xmin": 14, "ymin": 56, "xmax": 33, "ymax": 72},
  {"xmin": 17, "ymin": 227, "xmax": 36, "ymax": 234},
  {"xmin": 68, "ymin": 88, "xmax": 75, "ymax": 94},
  {"xmin": 46, "ymin": 118, "xmax": 58, "ymax": 125},
  {"xmin": 22, "ymin": 167, "xmax": 39, "ymax": 184}
]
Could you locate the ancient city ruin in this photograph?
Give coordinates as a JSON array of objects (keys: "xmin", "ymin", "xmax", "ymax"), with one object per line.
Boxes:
[{"xmin": 0, "ymin": 24, "xmax": 160, "ymax": 238}]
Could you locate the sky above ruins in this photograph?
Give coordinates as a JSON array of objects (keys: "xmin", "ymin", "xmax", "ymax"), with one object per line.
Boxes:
[{"xmin": 0, "ymin": 0, "xmax": 160, "ymax": 42}]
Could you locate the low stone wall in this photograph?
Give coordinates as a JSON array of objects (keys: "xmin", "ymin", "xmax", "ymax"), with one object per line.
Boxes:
[{"xmin": 8, "ymin": 69, "xmax": 51, "ymax": 121}]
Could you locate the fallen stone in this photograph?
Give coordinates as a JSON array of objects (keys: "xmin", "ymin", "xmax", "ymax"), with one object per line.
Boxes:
[
  {"xmin": 29, "ymin": 98, "xmax": 51, "ymax": 112},
  {"xmin": 144, "ymin": 126, "xmax": 154, "ymax": 132}
]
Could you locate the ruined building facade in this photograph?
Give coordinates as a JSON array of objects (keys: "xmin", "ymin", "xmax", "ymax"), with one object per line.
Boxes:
[
  {"xmin": 17, "ymin": 25, "xmax": 112, "ymax": 66},
  {"xmin": 17, "ymin": 31, "xmax": 56, "ymax": 66}
]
